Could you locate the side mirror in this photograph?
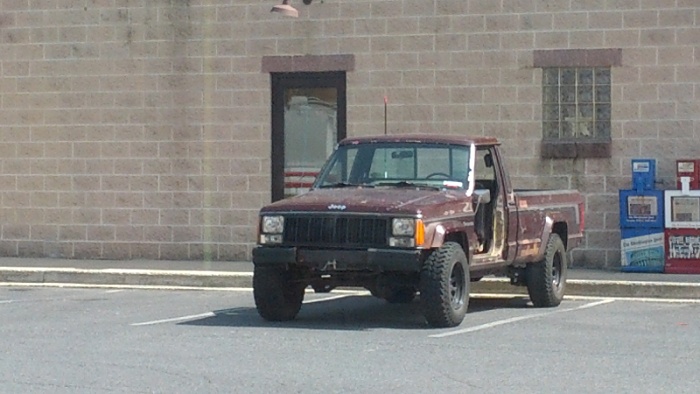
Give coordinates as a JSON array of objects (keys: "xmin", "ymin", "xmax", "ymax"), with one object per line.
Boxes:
[
  {"xmin": 472, "ymin": 189, "xmax": 491, "ymax": 205},
  {"xmin": 484, "ymin": 153, "xmax": 493, "ymax": 168}
]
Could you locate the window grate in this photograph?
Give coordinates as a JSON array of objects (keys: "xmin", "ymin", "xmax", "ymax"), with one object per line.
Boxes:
[{"xmin": 542, "ymin": 67, "xmax": 611, "ymax": 141}]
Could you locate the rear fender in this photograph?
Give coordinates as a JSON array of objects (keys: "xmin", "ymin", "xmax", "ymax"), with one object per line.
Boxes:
[
  {"xmin": 533, "ymin": 216, "xmax": 554, "ymax": 262},
  {"xmin": 533, "ymin": 216, "xmax": 568, "ymax": 261}
]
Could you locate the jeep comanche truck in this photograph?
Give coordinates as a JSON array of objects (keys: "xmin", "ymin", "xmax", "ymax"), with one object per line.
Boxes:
[{"xmin": 253, "ymin": 134, "xmax": 585, "ymax": 328}]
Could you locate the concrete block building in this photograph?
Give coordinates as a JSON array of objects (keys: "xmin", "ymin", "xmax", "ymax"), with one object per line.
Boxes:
[{"xmin": 0, "ymin": 0, "xmax": 698, "ymax": 268}]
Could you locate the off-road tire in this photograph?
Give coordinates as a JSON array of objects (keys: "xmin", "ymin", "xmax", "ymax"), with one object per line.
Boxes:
[
  {"xmin": 253, "ymin": 266, "xmax": 306, "ymax": 321},
  {"xmin": 526, "ymin": 233, "xmax": 568, "ymax": 307},
  {"xmin": 419, "ymin": 242, "xmax": 470, "ymax": 328}
]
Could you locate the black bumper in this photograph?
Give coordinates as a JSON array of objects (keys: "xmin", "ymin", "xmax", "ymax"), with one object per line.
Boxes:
[{"xmin": 253, "ymin": 246, "xmax": 424, "ymax": 272}]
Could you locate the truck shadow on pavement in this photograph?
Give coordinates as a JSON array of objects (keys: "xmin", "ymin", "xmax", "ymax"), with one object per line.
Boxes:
[{"xmin": 180, "ymin": 294, "xmax": 533, "ymax": 331}]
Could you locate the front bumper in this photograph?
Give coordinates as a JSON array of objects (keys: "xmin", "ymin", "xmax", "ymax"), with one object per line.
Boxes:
[{"xmin": 253, "ymin": 246, "xmax": 424, "ymax": 272}]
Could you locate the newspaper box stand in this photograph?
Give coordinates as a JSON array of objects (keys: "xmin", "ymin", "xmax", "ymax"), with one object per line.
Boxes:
[
  {"xmin": 619, "ymin": 159, "xmax": 664, "ymax": 272},
  {"xmin": 664, "ymin": 190, "xmax": 700, "ymax": 274}
]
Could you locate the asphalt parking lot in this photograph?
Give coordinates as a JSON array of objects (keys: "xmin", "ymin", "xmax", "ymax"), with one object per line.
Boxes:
[{"xmin": 1, "ymin": 286, "xmax": 699, "ymax": 393}]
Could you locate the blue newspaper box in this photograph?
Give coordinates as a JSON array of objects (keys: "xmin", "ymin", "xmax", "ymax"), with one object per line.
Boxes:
[
  {"xmin": 619, "ymin": 159, "xmax": 664, "ymax": 272},
  {"xmin": 631, "ymin": 159, "xmax": 656, "ymax": 192}
]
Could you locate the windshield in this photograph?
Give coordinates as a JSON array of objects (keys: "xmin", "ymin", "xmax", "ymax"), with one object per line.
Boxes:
[{"xmin": 315, "ymin": 142, "xmax": 471, "ymax": 190}]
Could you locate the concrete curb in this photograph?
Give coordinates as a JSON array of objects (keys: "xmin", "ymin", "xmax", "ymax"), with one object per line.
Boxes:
[
  {"xmin": 473, "ymin": 278, "xmax": 700, "ymax": 299},
  {"xmin": 1, "ymin": 267, "xmax": 699, "ymax": 299},
  {"xmin": 0, "ymin": 267, "xmax": 253, "ymax": 289}
]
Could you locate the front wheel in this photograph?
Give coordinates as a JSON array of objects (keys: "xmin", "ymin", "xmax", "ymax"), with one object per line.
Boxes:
[
  {"xmin": 526, "ymin": 233, "xmax": 568, "ymax": 307},
  {"xmin": 419, "ymin": 242, "xmax": 470, "ymax": 328},
  {"xmin": 253, "ymin": 266, "xmax": 306, "ymax": 321}
]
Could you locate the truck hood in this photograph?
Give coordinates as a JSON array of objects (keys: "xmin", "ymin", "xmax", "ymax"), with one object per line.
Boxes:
[{"xmin": 261, "ymin": 187, "xmax": 472, "ymax": 216}]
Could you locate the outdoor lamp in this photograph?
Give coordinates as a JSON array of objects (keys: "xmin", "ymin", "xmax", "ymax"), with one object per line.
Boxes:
[{"xmin": 271, "ymin": 0, "xmax": 313, "ymax": 18}]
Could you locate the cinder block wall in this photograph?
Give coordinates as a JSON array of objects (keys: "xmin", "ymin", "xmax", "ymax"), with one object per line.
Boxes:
[{"xmin": 0, "ymin": 1, "xmax": 697, "ymax": 267}]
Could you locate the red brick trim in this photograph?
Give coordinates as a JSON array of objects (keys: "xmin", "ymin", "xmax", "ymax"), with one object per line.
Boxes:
[
  {"xmin": 261, "ymin": 54, "xmax": 355, "ymax": 73},
  {"xmin": 533, "ymin": 49, "xmax": 622, "ymax": 68}
]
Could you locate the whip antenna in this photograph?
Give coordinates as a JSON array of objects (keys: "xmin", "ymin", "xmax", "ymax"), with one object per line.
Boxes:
[{"xmin": 384, "ymin": 96, "xmax": 388, "ymax": 135}]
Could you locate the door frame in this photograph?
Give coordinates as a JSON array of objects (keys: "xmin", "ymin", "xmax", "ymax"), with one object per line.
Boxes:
[{"xmin": 270, "ymin": 72, "xmax": 347, "ymax": 202}]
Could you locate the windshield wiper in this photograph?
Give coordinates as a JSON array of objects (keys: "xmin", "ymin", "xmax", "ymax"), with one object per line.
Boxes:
[
  {"xmin": 374, "ymin": 181, "xmax": 440, "ymax": 190},
  {"xmin": 318, "ymin": 182, "xmax": 374, "ymax": 189}
]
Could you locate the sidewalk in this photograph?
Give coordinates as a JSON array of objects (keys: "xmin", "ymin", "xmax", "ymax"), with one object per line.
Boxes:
[{"xmin": 1, "ymin": 257, "xmax": 698, "ymax": 299}]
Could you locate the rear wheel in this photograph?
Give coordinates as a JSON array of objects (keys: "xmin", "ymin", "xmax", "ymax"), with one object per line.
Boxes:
[
  {"xmin": 419, "ymin": 242, "xmax": 470, "ymax": 328},
  {"xmin": 253, "ymin": 266, "xmax": 306, "ymax": 321},
  {"xmin": 526, "ymin": 234, "xmax": 568, "ymax": 307}
]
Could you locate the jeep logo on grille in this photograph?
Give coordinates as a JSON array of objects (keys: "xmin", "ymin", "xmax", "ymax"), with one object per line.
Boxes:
[{"xmin": 328, "ymin": 204, "xmax": 347, "ymax": 211}]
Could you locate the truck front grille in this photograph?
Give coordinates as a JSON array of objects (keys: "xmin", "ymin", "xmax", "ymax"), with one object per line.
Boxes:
[{"xmin": 283, "ymin": 215, "xmax": 389, "ymax": 248}]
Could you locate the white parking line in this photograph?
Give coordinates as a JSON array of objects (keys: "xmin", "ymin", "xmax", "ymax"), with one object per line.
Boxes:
[
  {"xmin": 131, "ymin": 291, "xmax": 360, "ymax": 326},
  {"xmin": 304, "ymin": 294, "xmax": 356, "ymax": 304},
  {"xmin": 0, "ymin": 300, "xmax": 13, "ymax": 304},
  {"xmin": 429, "ymin": 299, "xmax": 615, "ymax": 338},
  {"xmin": 131, "ymin": 312, "xmax": 216, "ymax": 326},
  {"xmin": 564, "ymin": 295, "xmax": 700, "ymax": 304}
]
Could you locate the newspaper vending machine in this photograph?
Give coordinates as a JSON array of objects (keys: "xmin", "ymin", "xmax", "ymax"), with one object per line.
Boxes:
[
  {"xmin": 619, "ymin": 159, "xmax": 665, "ymax": 272},
  {"xmin": 664, "ymin": 159, "xmax": 700, "ymax": 274}
]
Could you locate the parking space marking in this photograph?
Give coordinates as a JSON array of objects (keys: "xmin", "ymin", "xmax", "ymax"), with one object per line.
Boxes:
[
  {"xmin": 0, "ymin": 300, "xmax": 13, "ymax": 304},
  {"xmin": 132, "ymin": 312, "xmax": 216, "ymax": 326},
  {"xmin": 303, "ymin": 294, "xmax": 357, "ymax": 304},
  {"xmin": 131, "ymin": 291, "xmax": 363, "ymax": 326},
  {"xmin": 564, "ymin": 295, "xmax": 700, "ymax": 304},
  {"xmin": 429, "ymin": 299, "xmax": 615, "ymax": 338}
]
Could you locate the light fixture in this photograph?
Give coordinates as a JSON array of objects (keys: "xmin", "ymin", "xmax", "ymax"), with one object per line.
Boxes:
[{"xmin": 271, "ymin": 0, "xmax": 299, "ymax": 18}]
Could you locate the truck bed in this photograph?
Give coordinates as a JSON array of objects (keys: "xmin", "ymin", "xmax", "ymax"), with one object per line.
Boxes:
[{"xmin": 511, "ymin": 189, "xmax": 584, "ymax": 264}]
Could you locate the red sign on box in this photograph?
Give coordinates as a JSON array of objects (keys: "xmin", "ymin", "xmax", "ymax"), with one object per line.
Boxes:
[
  {"xmin": 676, "ymin": 159, "xmax": 700, "ymax": 190},
  {"xmin": 664, "ymin": 228, "xmax": 700, "ymax": 274}
]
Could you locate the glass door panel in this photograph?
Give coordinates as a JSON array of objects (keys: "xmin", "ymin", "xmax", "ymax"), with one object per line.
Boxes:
[{"xmin": 283, "ymin": 87, "xmax": 337, "ymax": 198}]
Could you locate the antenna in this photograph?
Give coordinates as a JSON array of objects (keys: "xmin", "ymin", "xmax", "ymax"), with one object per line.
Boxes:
[{"xmin": 384, "ymin": 96, "xmax": 388, "ymax": 135}]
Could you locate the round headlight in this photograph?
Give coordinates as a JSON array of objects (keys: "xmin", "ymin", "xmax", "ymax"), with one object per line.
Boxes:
[
  {"xmin": 392, "ymin": 218, "xmax": 415, "ymax": 236},
  {"xmin": 262, "ymin": 216, "xmax": 284, "ymax": 234}
]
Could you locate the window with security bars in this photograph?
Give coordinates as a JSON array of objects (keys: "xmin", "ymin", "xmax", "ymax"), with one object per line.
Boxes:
[{"xmin": 542, "ymin": 67, "xmax": 611, "ymax": 141}]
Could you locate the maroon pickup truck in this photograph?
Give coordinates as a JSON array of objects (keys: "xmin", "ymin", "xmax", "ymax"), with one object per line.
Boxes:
[{"xmin": 253, "ymin": 134, "xmax": 585, "ymax": 328}]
